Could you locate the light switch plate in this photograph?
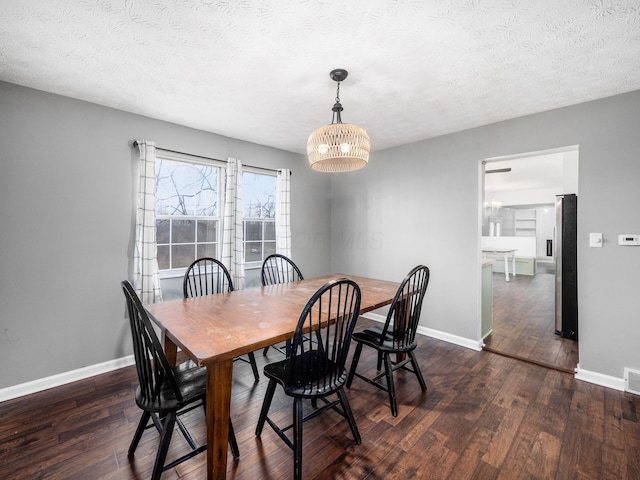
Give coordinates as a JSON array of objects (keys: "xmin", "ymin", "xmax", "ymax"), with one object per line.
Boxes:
[{"xmin": 590, "ymin": 233, "xmax": 603, "ymax": 248}]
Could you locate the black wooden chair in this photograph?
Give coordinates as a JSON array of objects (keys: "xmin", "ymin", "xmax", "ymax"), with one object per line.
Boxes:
[
  {"xmin": 260, "ymin": 253, "xmax": 304, "ymax": 356},
  {"xmin": 183, "ymin": 257, "xmax": 260, "ymax": 382},
  {"xmin": 346, "ymin": 265, "xmax": 430, "ymax": 416},
  {"xmin": 255, "ymin": 278, "xmax": 362, "ymax": 480},
  {"xmin": 261, "ymin": 253, "xmax": 304, "ymax": 286},
  {"xmin": 121, "ymin": 280, "xmax": 239, "ymax": 480}
]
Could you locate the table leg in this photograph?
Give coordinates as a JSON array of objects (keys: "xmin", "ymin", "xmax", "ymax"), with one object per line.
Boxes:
[
  {"xmin": 503, "ymin": 254, "xmax": 509, "ymax": 281},
  {"xmin": 206, "ymin": 359, "xmax": 233, "ymax": 480},
  {"xmin": 512, "ymin": 254, "xmax": 516, "ymax": 279},
  {"xmin": 162, "ymin": 333, "xmax": 178, "ymax": 367}
]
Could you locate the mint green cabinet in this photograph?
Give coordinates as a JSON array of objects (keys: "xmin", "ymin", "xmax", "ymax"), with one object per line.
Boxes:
[{"xmin": 482, "ymin": 261, "xmax": 493, "ymax": 339}]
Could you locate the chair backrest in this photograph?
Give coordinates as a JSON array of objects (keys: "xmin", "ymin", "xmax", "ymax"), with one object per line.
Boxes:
[
  {"xmin": 183, "ymin": 257, "xmax": 234, "ymax": 298},
  {"xmin": 380, "ymin": 265, "xmax": 430, "ymax": 350},
  {"xmin": 287, "ymin": 278, "xmax": 361, "ymax": 395},
  {"xmin": 121, "ymin": 280, "xmax": 182, "ymax": 405},
  {"xmin": 261, "ymin": 254, "xmax": 304, "ymax": 286}
]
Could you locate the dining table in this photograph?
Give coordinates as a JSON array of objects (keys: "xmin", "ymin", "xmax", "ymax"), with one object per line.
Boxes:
[{"xmin": 145, "ymin": 273, "xmax": 401, "ymax": 480}]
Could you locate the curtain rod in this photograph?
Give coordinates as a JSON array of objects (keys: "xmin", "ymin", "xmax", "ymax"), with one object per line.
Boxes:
[{"xmin": 133, "ymin": 141, "xmax": 291, "ymax": 175}]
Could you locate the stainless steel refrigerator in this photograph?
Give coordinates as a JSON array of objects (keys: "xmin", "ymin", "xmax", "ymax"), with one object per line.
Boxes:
[{"xmin": 555, "ymin": 194, "xmax": 578, "ymax": 340}]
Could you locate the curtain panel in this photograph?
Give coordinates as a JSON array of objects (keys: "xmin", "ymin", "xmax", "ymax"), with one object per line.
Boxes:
[
  {"xmin": 133, "ymin": 140, "xmax": 163, "ymax": 304},
  {"xmin": 276, "ymin": 168, "xmax": 292, "ymax": 257},
  {"xmin": 222, "ymin": 157, "xmax": 245, "ymax": 289}
]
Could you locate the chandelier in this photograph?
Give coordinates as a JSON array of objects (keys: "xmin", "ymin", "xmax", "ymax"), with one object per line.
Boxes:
[{"xmin": 307, "ymin": 69, "xmax": 371, "ymax": 172}]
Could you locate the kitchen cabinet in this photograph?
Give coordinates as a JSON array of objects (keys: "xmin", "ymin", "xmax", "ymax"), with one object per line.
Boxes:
[{"xmin": 515, "ymin": 209, "xmax": 536, "ymax": 237}]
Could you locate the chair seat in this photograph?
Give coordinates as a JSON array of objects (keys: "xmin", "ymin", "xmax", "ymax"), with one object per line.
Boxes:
[
  {"xmin": 352, "ymin": 328, "xmax": 417, "ymax": 353},
  {"xmin": 134, "ymin": 360, "xmax": 206, "ymax": 413},
  {"xmin": 264, "ymin": 350, "xmax": 346, "ymax": 398}
]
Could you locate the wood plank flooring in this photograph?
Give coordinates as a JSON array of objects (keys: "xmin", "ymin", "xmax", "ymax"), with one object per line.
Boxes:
[
  {"xmin": 483, "ymin": 271, "xmax": 579, "ymax": 374},
  {"xmin": 1, "ymin": 318, "xmax": 638, "ymax": 479}
]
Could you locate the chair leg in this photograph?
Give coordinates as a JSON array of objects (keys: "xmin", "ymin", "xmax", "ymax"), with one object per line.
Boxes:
[
  {"xmin": 383, "ymin": 353, "xmax": 398, "ymax": 417},
  {"xmin": 337, "ymin": 387, "xmax": 361, "ymax": 444},
  {"xmin": 152, "ymin": 411, "xmax": 176, "ymax": 480},
  {"xmin": 128, "ymin": 410, "xmax": 150, "ymax": 455},
  {"xmin": 248, "ymin": 351, "xmax": 260, "ymax": 382},
  {"xmin": 263, "ymin": 346, "xmax": 270, "ymax": 356},
  {"xmin": 293, "ymin": 397, "xmax": 304, "ymax": 480},
  {"xmin": 256, "ymin": 379, "xmax": 277, "ymax": 436},
  {"xmin": 346, "ymin": 342, "xmax": 363, "ymax": 388},
  {"xmin": 228, "ymin": 419, "xmax": 240, "ymax": 460},
  {"xmin": 377, "ymin": 351, "xmax": 383, "ymax": 372},
  {"xmin": 176, "ymin": 415, "xmax": 197, "ymax": 450},
  {"xmin": 408, "ymin": 351, "xmax": 428, "ymax": 392}
]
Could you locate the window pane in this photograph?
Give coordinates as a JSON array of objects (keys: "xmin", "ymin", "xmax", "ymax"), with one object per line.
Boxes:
[
  {"xmin": 245, "ymin": 242, "xmax": 262, "ymax": 262},
  {"xmin": 157, "ymin": 245, "xmax": 170, "ymax": 270},
  {"xmin": 156, "ymin": 159, "xmax": 218, "ymax": 216},
  {"xmin": 197, "ymin": 243, "xmax": 218, "ymax": 258},
  {"xmin": 172, "ymin": 244, "xmax": 195, "ymax": 268},
  {"xmin": 243, "ymin": 172, "xmax": 275, "ymax": 218},
  {"xmin": 245, "ymin": 221, "xmax": 262, "ymax": 241},
  {"xmin": 264, "ymin": 241, "xmax": 276, "ymax": 257},
  {"xmin": 264, "ymin": 221, "xmax": 275, "ymax": 241},
  {"xmin": 197, "ymin": 220, "xmax": 217, "ymax": 242},
  {"xmin": 156, "ymin": 219, "xmax": 170, "ymax": 244},
  {"xmin": 155, "ymin": 156, "xmax": 222, "ymax": 272},
  {"xmin": 172, "ymin": 219, "xmax": 195, "ymax": 243}
]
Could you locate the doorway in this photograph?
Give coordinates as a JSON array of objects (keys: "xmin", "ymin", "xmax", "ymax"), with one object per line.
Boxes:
[{"xmin": 480, "ymin": 147, "xmax": 579, "ymax": 373}]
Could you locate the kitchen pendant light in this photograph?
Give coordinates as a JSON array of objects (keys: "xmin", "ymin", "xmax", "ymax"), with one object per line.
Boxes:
[{"xmin": 307, "ymin": 69, "xmax": 371, "ymax": 172}]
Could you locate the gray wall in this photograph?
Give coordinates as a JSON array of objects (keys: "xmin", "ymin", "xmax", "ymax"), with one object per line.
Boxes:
[
  {"xmin": 0, "ymin": 81, "xmax": 331, "ymax": 389},
  {"xmin": 2, "ymin": 79, "xmax": 639, "ymax": 389},
  {"xmin": 331, "ymin": 90, "xmax": 640, "ymax": 379}
]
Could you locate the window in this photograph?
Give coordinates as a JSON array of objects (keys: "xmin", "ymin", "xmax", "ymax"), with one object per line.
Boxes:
[
  {"xmin": 155, "ymin": 156, "xmax": 223, "ymax": 273},
  {"xmin": 243, "ymin": 171, "xmax": 276, "ymax": 264}
]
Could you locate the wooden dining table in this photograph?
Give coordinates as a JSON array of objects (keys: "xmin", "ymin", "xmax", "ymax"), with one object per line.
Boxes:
[{"xmin": 145, "ymin": 273, "xmax": 400, "ymax": 480}]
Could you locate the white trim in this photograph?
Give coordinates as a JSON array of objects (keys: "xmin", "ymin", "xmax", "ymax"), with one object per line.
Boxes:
[
  {"xmin": 1, "ymin": 336, "xmax": 626, "ymax": 404},
  {"xmin": 484, "ymin": 144, "xmax": 579, "ymax": 162},
  {"xmin": 361, "ymin": 313, "xmax": 483, "ymax": 351},
  {"xmin": 574, "ymin": 364, "xmax": 625, "ymax": 391},
  {"xmin": 0, "ymin": 355, "xmax": 135, "ymax": 403},
  {"xmin": 417, "ymin": 326, "xmax": 484, "ymax": 351},
  {"xmin": 156, "ymin": 149, "xmax": 226, "ymax": 168},
  {"xmin": 243, "ymin": 165, "xmax": 277, "ymax": 177}
]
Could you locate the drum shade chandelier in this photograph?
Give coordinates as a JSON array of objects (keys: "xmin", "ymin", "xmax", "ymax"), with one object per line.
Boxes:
[{"xmin": 307, "ymin": 69, "xmax": 371, "ymax": 172}]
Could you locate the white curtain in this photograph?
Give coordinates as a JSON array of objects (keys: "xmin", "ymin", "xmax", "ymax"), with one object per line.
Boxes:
[
  {"xmin": 222, "ymin": 157, "xmax": 245, "ymax": 289},
  {"xmin": 133, "ymin": 140, "xmax": 163, "ymax": 304},
  {"xmin": 276, "ymin": 168, "xmax": 291, "ymax": 256}
]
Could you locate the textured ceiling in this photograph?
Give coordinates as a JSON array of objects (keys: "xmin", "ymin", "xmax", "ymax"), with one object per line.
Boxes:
[{"xmin": 1, "ymin": 0, "xmax": 640, "ymax": 155}]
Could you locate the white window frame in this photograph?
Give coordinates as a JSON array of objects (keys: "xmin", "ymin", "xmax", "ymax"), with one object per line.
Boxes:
[
  {"xmin": 155, "ymin": 151, "xmax": 226, "ymax": 279},
  {"xmin": 242, "ymin": 167, "xmax": 277, "ymax": 269}
]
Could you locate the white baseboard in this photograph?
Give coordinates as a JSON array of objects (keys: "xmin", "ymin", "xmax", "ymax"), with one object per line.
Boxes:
[
  {"xmin": 574, "ymin": 364, "xmax": 625, "ymax": 391},
  {"xmin": 1, "ymin": 333, "xmax": 626, "ymax": 403},
  {"xmin": 361, "ymin": 314, "xmax": 627, "ymax": 392},
  {"xmin": 360, "ymin": 313, "xmax": 483, "ymax": 351},
  {"xmin": 0, "ymin": 355, "xmax": 135, "ymax": 403},
  {"xmin": 416, "ymin": 326, "xmax": 484, "ymax": 351}
]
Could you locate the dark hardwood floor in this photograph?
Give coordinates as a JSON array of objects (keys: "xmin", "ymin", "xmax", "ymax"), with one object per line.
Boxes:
[
  {"xmin": 483, "ymin": 269, "xmax": 579, "ymax": 374},
  {"xmin": 1, "ymin": 317, "xmax": 638, "ymax": 479}
]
